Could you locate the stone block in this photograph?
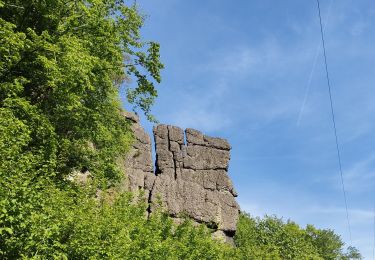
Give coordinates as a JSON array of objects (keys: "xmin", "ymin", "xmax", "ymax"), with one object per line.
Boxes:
[
  {"xmin": 203, "ymin": 135, "xmax": 231, "ymax": 150},
  {"xmin": 168, "ymin": 125, "xmax": 184, "ymax": 144},
  {"xmin": 184, "ymin": 146, "xmax": 230, "ymax": 170},
  {"xmin": 185, "ymin": 128, "xmax": 205, "ymax": 145}
]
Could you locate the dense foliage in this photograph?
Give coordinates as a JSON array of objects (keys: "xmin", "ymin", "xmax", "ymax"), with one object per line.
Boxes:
[
  {"xmin": 0, "ymin": 0, "xmax": 163, "ymax": 185},
  {"xmin": 0, "ymin": 0, "xmax": 362, "ymax": 259},
  {"xmin": 235, "ymin": 214, "xmax": 362, "ymax": 259},
  {"xmin": 0, "ymin": 183, "xmax": 235, "ymax": 259}
]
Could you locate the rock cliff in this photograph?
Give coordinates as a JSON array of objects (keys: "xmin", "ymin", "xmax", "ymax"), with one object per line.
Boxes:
[{"xmin": 122, "ymin": 111, "xmax": 240, "ymax": 242}]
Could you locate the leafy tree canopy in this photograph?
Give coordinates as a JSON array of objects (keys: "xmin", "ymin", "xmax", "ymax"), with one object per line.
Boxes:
[
  {"xmin": 235, "ymin": 213, "xmax": 362, "ymax": 260},
  {"xmin": 0, "ymin": 0, "xmax": 163, "ymax": 184}
]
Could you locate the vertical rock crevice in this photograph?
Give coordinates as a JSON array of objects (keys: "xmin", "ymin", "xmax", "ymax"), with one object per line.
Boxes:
[{"xmin": 167, "ymin": 126, "xmax": 178, "ymax": 180}]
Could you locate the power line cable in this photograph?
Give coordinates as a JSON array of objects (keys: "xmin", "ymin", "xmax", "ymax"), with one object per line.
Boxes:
[
  {"xmin": 297, "ymin": 0, "xmax": 333, "ymax": 127},
  {"xmin": 315, "ymin": 0, "xmax": 352, "ymax": 245},
  {"xmin": 373, "ymin": 203, "xmax": 375, "ymax": 260}
]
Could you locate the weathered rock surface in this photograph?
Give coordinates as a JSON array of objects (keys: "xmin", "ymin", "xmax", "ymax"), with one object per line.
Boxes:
[
  {"xmin": 121, "ymin": 112, "xmax": 240, "ymax": 241},
  {"xmin": 151, "ymin": 125, "xmax": 239, "ymax": 236},
  {"xmin": 121, "ymin": 111, "xmax": 154, "ymax": 199}
]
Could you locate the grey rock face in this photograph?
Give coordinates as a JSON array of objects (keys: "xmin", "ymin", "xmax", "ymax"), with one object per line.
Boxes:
[
  {"xmin": 121, "ymin": 112, "xmax": 240, "ymax": 241},
  {"xmin": 151, "ymin": 124, "xmax": 240, "ymax": 236},
  {"xmin": 122, "ymin": 112, "xmax": 155, "ymax": 198}
]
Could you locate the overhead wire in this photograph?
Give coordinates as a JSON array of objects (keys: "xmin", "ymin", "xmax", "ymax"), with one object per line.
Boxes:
[
  {"xmin": 315, "ymin": 0, "xmax": 352, "ymax": 245},
  {"xmin": 297, "ymin": 0, "xmax": 334, "ymax": 127},
  {"xmin": 373, "ymin": 203, "xmax": 375, "ymax": 260}
]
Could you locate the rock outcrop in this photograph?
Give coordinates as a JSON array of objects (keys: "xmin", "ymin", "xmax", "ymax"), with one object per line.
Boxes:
[
  {"xmin": 122, "ymin": 112, "xmax": 240, "ymax": 242},
  {"xmin": 122, "ymin": 111, "xmax": 155, "ymax": 199}
]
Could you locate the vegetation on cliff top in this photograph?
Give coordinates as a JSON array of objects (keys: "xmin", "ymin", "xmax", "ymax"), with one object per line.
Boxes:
[{"xmin": 0, "ymin": 0, "xmax": 361, "ymax": 259}]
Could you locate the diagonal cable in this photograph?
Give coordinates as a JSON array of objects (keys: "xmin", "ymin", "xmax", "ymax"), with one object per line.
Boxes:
[
  {"xmin": 316, "ymin": 0, "xmax": 352, "ymax": 245},
  {"xmin": 373, "ymin": 203, "xmax": 375, "ymax": 260}
]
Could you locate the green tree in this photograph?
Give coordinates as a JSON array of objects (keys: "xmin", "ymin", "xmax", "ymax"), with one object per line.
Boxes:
[
  {"xmin": 306, "ymin": 224, "xmax": 344, "ymax": 259},
  {"xmin": 234, "ymin": 213, "xmax": 362, "ymax": 260},
  {"xmin": 0, "ymin": 0, "xmax": 163, "ymax": 184},
  {"xmin": 342, "ymin": 246, "xmax": 363, "ymax": 260},
  {"xmin": 235, "ymin": 214, "xmax": 322, "ymax": 259}
]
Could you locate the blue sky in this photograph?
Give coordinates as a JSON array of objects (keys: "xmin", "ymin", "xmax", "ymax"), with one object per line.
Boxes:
[{"xmin": 127, "ymin": 0, "xmax": 375, "ymax": 258}]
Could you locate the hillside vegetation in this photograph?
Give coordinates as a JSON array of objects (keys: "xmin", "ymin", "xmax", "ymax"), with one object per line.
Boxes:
[{"xmin": 0, "ymin": 0, "xmax": 361, "ymax": 259}]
